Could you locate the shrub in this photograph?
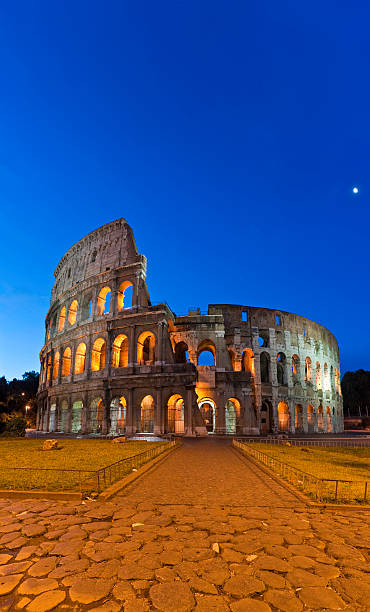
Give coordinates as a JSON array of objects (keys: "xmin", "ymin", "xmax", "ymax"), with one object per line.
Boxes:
[{"xmin": 5, "ymin": 417, "xmax": 27, "ymax": 437}]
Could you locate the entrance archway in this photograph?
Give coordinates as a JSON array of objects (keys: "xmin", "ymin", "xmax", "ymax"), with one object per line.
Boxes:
[
  {"xmin": 167, "ymin": 395, "xmax": 185, "ymax": 433},
  {"xmin": 295, "ymin": 404, "xmax": 303, "ymax": 432},
  {"xmin": 225, "ymin": 398, "xmax": 241, "ymax": 434},
  {"xmin": 278, "ymin": 401, "xmax": 289, "ymax": 432},
  {"xmin": 110, "ymin": 396, "xmax": 127, "ymax": 435},
  {"xmin": 139, "ymin": 395, "xmax": 155, "ymax": 433},
  {"xmin": 90, "ymin": 397, "xmax": 104, "ymax": 434},
  {"xmin": 72, "ymin": 400, "xmax": 83, "ymax": 434},
  {"xmin": 198, "ymin": 398, "xmax": 216, "ymax": 433},
  {"xmin": 307, "ymin": 404, "xmax": 315, "ymax": 433},
  {"xmin": 260, "ymin": 400, "xmax": 273, "ymax": 434}
]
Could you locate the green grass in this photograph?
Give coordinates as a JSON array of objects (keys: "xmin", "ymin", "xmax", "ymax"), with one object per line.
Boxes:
[
  {"xmin": 0, "ymin": 439, "xmax": 164, "ymax": 491},
  {"xmin": 246, "ymin": 443, "xmax": 370, "ymax": 503}
]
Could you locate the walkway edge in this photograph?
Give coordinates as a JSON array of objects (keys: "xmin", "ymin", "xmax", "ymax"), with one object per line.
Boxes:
[{"xmin": 99, "ymin": 442, "xmax": 181, "ymax": 500}]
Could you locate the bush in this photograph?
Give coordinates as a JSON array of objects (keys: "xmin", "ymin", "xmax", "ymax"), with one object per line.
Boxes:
[{"xmin": 5, "ymin": 417, "xmax": 27, "ymax": 437}]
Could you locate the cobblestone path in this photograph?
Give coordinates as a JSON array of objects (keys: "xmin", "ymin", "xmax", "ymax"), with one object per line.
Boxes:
[{"xmin": 0, "ymin": 439, "xmax": 369, "ymax": 611}]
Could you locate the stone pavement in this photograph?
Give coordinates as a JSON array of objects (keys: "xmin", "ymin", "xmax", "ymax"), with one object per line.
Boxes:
[{"xmin": 0, "ymin": 438, "xmax": 368, "ymax": 611}]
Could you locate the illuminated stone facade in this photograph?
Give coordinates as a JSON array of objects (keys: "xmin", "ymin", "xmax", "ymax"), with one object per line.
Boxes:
[{"xmin": 37, "ymin": 219, "xmax": 343, "ymax": 436}]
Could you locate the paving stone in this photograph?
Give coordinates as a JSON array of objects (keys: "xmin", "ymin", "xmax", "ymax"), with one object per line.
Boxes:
[
  {"xmin": 255, "ymin": 570, "xmax": 286, "ymax": 589},
  {"xmin": 0, "ymin": 573, "xmax": 23, "ymax": 595},
  {"xmin": 194, "ymin": 594, "xmax": 230, "ymax": 611},
  {"xmin": 0, "ymin": 561, "xmax": 32, "ymax": 576},
  {"xmin": 230, "ymin": 599, "xmax": 272, "ymax": 612},
  {"xmin": 48, "ymin": 558, "xmax": 89, "ymax": 579},
  {"xmin": 112, "ymin": 580, "xmax": 136, "ymax": 601},
  {"xmin": 18, "ymin": 578, "xmax": 59, "ymax": 595},
  {"xmin": 28, "ymin": 557, "xmax": 57, "ymax": 577},
  {"xmin": 253, "ymin": 555, "xmax": 292, "ymax": 572},
  {"xmin": 26, "ymin": 589, "xmax": 66, "ymax": 611},
  {"xmin": 223, "ymin": 575, "xmax": 265, "ymax": 597},
  {"xmin": 22, "ymin": 524, "xmax": 46, "ymax": 538},
  {"xmin": 188, "ymin": 576, "xmax": 218, "ymax": 594},
  {"xmin": 118, "ymin": 562, "xmax": 155, "ymax": 580},
  {"xmin": 150, "ymin": 581, "xmax": 195, "ymax": 612},
  {"xmin": 50, "ymin": 540, "xmax": 84, "ymax": 556},
  {"xmin": 15, "ymin": 546, "xmax": 38, "ymax": 561},
  {"xmin": 124, "ymin": 598, "xmax": 150, "ymax": 612},
  {"xmin": 89, "ymin": 603, "xmax": 121, "ymax": 612},
  {"xmin": 331, "ymin": 577, "xmax": 370, "ymax": 606},
  {"xmin": 69, "ymin": 578, "xmax": 114, "ymax": 604},
  {"xmin": 298, "ymin": 586, "xmax": 346, "ymax": 609},
  {"xmin": 327, "ymin": 542, "xmax": 366, "ymax": 562},
  {"xmin": 155, "ymin": 567, "xmax": 177, "ymax": 582},
  {"xmin": 264, "ymin": 588, "xmax": 303, "ymax": 612},
  {"xmin": 16, "ymin": 597, "xmax": 31, "ymax": 609},
  {"xmin": 286, "ymin": 568, "xmax": 328, "ymax": 587},
  {"xmin": 0, "ymin": 555, "xmax": 12, "ymax": 565}
]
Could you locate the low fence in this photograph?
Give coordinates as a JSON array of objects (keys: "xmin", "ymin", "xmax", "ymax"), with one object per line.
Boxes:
[
  {"xmin": 233, "ymin": 440, "xmax": 369, "ymax": 503},
  {"xmin": 0, "ymin": 441, "xmax": 175, "ymax": 495},
  {"xmin": 235, "ymin": 437, "xmax": 370, "ymax": 448}
]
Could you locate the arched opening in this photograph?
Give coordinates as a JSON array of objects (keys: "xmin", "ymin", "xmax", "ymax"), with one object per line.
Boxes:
[
  {"xmin": 81, "ymin": 294, "xmax": 93, "ymax": 320},
  {"xmin": 49, "ymin": 404, "xmax": 56, "ymax": 432},
  {"xmin": 225, "ymin": 398, "xmax": 241, "ymax": 434},
  {"xmin": 198, "ymin": 398, "xmax": 216, "ymax": 433},
  {"xmin": 295, "ymin": 404, "xmax": 303, "ymax": 432},
  {"xmin": 228, "ymin": 348, "xmax": 237, "ymax": 371},
  {"xmin": 167, "ymin": 394, "xmax": 185, "ymax": 433},
  {"xmin": 277, "ymin": 353, "xmax": 287, "ymax": 385},
  {"xmin": 91, "ymin": 338, "xmax": 106, "ymax": 371},
  {"xmin": 62, "ymin": 347, "xmax": 71, "ymax": 377},
  {"xmin": 305, "ymin": 357, "xmax": 312, "ymax": 382},
  {"xmin": 278, "ymin": 401, "xmax": 289, "ymax": 432},
  {"xmin": 74, "ymin": 343, "xmax": 86, "ymax": 374},
  {"xmin": 242, "ymin": 349, "xmax": 254, "ymax": 374},
  {"xmin": 260, "ymin": 352, "xmax": 270, "ymax": 383},
  {"xmin": 72, "ymin": 400, "xmax": 83, "ymax": 434},
  {"xmin": 326, "ymin": 406, "xmax": 332, "ymax": 432},
  {"xmin": 110, "ymin": 396, "xmax": 126, "ymax": 435},
  {"xmin": 90, "ymin": 397, "xmax": 104, "ymax": 434},
  {"xmin": 334, "ymin": 368, "xmax": 338, "ymax": 391},
  {"xmin": 112, "ymin": 334, "xmax": 129, "ymax": 368},
  {"xmin": 258, "ymin": 333, "xmax": 269, "ymax": 348},
  {"xmin": 197, "ymin": 340, "xmax": 216, "ymax": 366},
  {"xmin": 137, "ymin": 332, "xmax": 156, "ymax": 365},
  {"xmin": 68, "ymin": 300, "xmax": 78, "ymax": 326},
  {"xmin": 175, "ymin": 341, "xmax": 189, "ymax": 364},
  {"xmin": 46, "ymin": 354, "xmax": 52, "ymax": 382},
  {"xmin": 60, "ymin": 400, "xmax": 69, "ymax": 432},
  {"xmin": 324, "ymin": 363, "xmax": 330, "ymax": 391},
  {"xmin": 52, "ymin": 352, "xmax": 60, "ymax": 380},
  {"xmin": 316, "ymin": 362, "xmax": 322, "ymax": 390},
  {"xmin": 317, "ymin": 405, "xmax": 324, "ymax": 431},
  {"xmin": 117, "ymin": 281, "xmax": 133, "ymax": 311},
  {"xmin": 260, "ymin": 400, "xmax": 273, "ymax": 434},
  {"xmin": 292, "ymin": 354, "xmax": 300, "ymax": 377},
  {"xmin": 97, "ymin": 287, "xmax": 111, "ymax": 315},
  {"xmin": 58, "ymin": 306, "xmax": 66, "ymax": 332},
  {"xmin": 307, "ymin": 404, "xmax": 315, "ymax": 433},
  {"xmin": 139, "ymin": 395, "xmax": 155, "ymax": 433}
]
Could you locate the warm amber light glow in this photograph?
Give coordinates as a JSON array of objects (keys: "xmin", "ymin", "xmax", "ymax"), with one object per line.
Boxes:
[
  {"xmin": 62, "ymin": 347, "xmax": 71, "ymax": 376},
  {"xmin": 117, "ymin": 281, "xmax": 133, "ymax": 311},
  {"xmin": 97, "ymin": 286, "xmax": 111, "ymax": 315},
  {"xmin": 91, "ymin": 338, "xmax": 106, "ymax": 371},
  {"xmin": 68, "ymin": 300, "xmax": 78, "ymax": 325},
  {"xmin": 74, "ymin": 342, "xmax": 86, "ymax": 374},
  {"xmin": 278, "ymin": 401, "xmax": 289, "ymax": 432},
  {"xmin": 58, "ymin": 306, "xmax": 66, "ymax": 332},
  {"xmin": 52, "ymin": 351, "xmax": 60, "ymax": 380},
  {"xmin": 137, "ymin": 331, "xmax": 156, "ymax": 365},
  {"xmin": 112, "ymin": 334, "xmax": 129, "ymax": 368}
]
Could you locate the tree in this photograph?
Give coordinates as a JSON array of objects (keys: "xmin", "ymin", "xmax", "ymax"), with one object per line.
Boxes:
[{"xmin": 341, "ymin": 370, "xmax": 370, "ymax": 416}]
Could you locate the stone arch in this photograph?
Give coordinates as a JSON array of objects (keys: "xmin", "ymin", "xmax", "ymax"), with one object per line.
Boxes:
[
  {"xmin": 260, "ymin": 352, "xmax": 270, "ymax": 383},
  {"xmin": 305, "ymin": 357, "xmax": 312, "ymax": 382},
  {"xmin": 117, "ymin": 281, "xmax": 133, "ymax": 311},
  {"xmin": 197, "ymin": 340, "xmax": 216, "ymax": 366},
  {"xmin": 323, "ymin": 363, "xmax": 329, "ymax": 391},
  {"xmin": 74, "ymin": 343, "xmax": 86, "ymax": 374},
  {"xmin": 58, "ymin": 306, "xmax": 66, "ymax": 332},
  {"xmin": 60, "ymin": 399, "xmax": 69, "ymax": 432},
  {"xmin": 228, "ymin": 348, "xmax": 237, "ymax": 371},
  {"xmin": 91, "ymin": 338, "xmax": 106, "ymax": 371},
  {"xmin": 175, "ymin": 341, "xmax": 189, "ymax": 364},
  {"xmin": 317, "ymin": 405, "xmax": 324, "ymax": 431},
  {"xmin": 307, "ymin": 404, "xmax": 315, "ymax": 433},
  {"xmin": 225, "ymin": 398, "xmax": 241, "ymax": 434},
  {"xmin": 326, "ymin": 406, "xmax": 332, "ymax": 432},
  {"xmin": 68, "ymin": 300, "xmax": 78, "ymax": 326},
  {"xmin": 112, "ymin": 334, "xmax": 129, "ymax": 368},
  {"xmin": 110, "ymin": 396, "xmax": 127, "ymax": 434},
  {"xmin": 72, "ymin": 400, "xmax": 83, "ymax": 433},
  {"xmin": 81, "ymin": 293, "xmax": 93, "ymax": 320},
  {"xmin": 90, "ymin": 397, "xmax": 104, "ymax": 433},
  {"xmin": 137, "ymin": 331, "xmax": 156, "ymax": 365},
  {"xmin": 198, "ymin": 397, "xmax": 216, "ymax": 433},
  {"xmin": 97, "ymin": 286, "xmax": 111, "ymax": 315},
  {"xmin": 316, "ymin": 362, "xmax": 322, "ymax": 390},
  {"xmin": 291, "ymin": 354, "xmax": 300, "ymax": 377},
  {"xmin": 242, "ymin": 349, "xmax": 253, "ymax": 374},
  {"xmin": 278, "ymin": 401, "xmax": 289, "ymax": 432},
  {"xmin": 167, "ymin": 394, "xmax": 185, "ymax": 434},
  {"xmin": 52, "ymin": 351, "xmax": 60, "ymax": 380},
  {"xmin": 46, "ymin": 354, "xmax": 52, "ymax": 382},
  {"xmin": 62, "ymin": 347, "xmax": 71, "ymax": 377},
  {"xmin": 295, "ymin": 404, "xmax": 303, "ymax": 432},
  {"xmin": 138, "ymin": 395, "xmax": 155, "ymax": 433},
  {"xmin": 260, "ymin": 400, "xmax": 273, "ymax": 434},
  {"xmin": 277, "ymin": 353, "xmax": 287, "ymax": 385}
]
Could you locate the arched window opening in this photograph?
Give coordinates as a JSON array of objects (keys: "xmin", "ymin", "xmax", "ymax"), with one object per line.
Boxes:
[
  {"xmin": 260, "ymin": 400, "xmax": 272, "ymax": 434},
  {"xmin": 225, "ymin": 398, "xmax": 241, "ymax": 434},
  {"xmin": 91, "ymin": 338, "xmax": 106, "ymax": 371},
  {"xmin": 258, "ymin": 333, "xmax": 269, "ymax": 348},
  {"xmin": 42, "ymin": 359, "xmax": 47, "ymax": 383},
  {"xmin": 260, "ymin": 352, "xmax": 270, "ymax": 383},
  {"xmin": 68, "ymin": 300, "xmax": 78, "ymax": 326},
  {"xmin": 278, "ymin": 401, "xmax": 289, "ymax": 432},
  {"xmin": 323, "ymin": 363, "xmax": 329, "ymax": 391},
  {"xmin": 198, "ymin": 398, "xmax": 216, "ymax": 433},
  {"xmin": 137, "ymin": 332, "xmax": 156, "ymax": 365},
  {"xmin": 139, "ymin": 395, "xmax": 155, "ymax": 433},
  {"xmin": 117, "ymin": 281, "xmax": 134, "ymax": 311},
  {"xmin": 242, "ymin": 349, "xmax": 254, "ymax": 374},
  {"xmin": 72, "ymin": 400, "xmax": 83, "ymax": 434},
  {"xmin": 58, "ymin": 306, "xmax": 66, "ymax": 332},
  {"xmin": 276, "ymin": 314, "xmax": 280, "ymax": 326},
  {"xmin": 81, "ymin": 295, "xmax": 93, "ymax": 320},
  {"xmin": 112, "ymin": 334, "xmax": 129, "ymax": 368},
  {"xmin": 110, "ymin": 396, "xmax": 126, "ymax": 435},
  {"xmin": 228, "ymin": 348, "xmax": 236, "ymax": 371},
  {"xmin": 305, "ymin": 357, "xmax": 312, "ymax": 382},
  {"xmin": 97, "ymin": 287, "xmax": 111, "ymax": 316},
  {"xmin": 334, "ymin": 368, "xmax": 338, "ymax": 391},
  {"xmin": 175, "ymin": 341, "xmax": 189, "ymax": 364},
  {"xmin": 52, "ymin": 352, "xmax": 60, "ymax": 380},
  {"xmin": 317, "ymin": 405, "xmax": 324, "ymax": 431},
  {"xmin": 91, "ymin": 249, "xmax": 97, "ymax": 262},
  {"xmin": 62, "ymin": 347, "xmax": 71, "ymax": 377},
  {"xmin": 48, "ymin": 404, "xmax": 56, "ymax": 432},
  {"xmin": 167, "ymin": 394, "xmax": 185, "ymax": 434},
  {"xmin": 291, "ymin": 354, "xmax": 300, "ymax": 377},
  {"xmin": 277, "ymin": 353, "xmax": 287, "ymax": 385},
  {"xmin": 74, "ymin": 343, "xmax": 86, "ymax": 374},
  {"xmin": 60, "ymin": 400, "xmax": 69, "ymax": 432},
  {"xmin": 316, "ymin": 362, "xmax": 322, "ymax": 390},
  {"xmin": 90, "ymin": 397, "xmax": 104, "ymax": 434},
  {"xmin": 295, "ymin": 404, "xmax": 303, "ymax": 432},
  {"xmin": 307, "ymin": 404, "xmax": 315, "ymax": 433},
  {"xmin": 326, "ymin": 406, "xmax": 332, "ymax": 432},
  {"xmin": 46, "ymin": 354, "xmax": 52, "ymax": 382},
  {"xmin": 197, "ymin": 340, "xmax": 216, "ymax": 367}
]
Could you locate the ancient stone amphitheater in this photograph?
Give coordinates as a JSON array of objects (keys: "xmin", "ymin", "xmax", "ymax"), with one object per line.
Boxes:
[{"xmin": 37, "ymin": 219, "xmax": 343, "ymax": 436}]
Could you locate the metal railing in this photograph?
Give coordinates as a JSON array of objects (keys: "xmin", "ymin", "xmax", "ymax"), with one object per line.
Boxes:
[
  {"xmin": 234, "ymin": 437, "xmax": 370, "ymax": 447},
  {"xmin": 0, "ymin": 442, "xmax": 175, "ymax": 495},
  {"xmin": 233, "ymin": 440, "xmax": 369, "ymax": 503}
]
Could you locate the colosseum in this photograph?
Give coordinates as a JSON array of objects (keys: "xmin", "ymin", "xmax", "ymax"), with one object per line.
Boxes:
[{"xmin": 37, "ymin": 218, "xmax": 344, "ymax": 436}]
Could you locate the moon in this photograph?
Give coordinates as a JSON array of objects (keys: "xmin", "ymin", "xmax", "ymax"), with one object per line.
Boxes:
[{"xmin": 352, "ymin": 187, "xmax": 359, "ymax": 194}]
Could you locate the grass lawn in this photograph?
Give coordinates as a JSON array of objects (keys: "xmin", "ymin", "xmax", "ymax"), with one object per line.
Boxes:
[
  {"xmin": 0, "ymin": 438, "xmax": 164, "ymax": 491},
  {"xmin": 247, "ymin": 443, "xmax": 370, "ymax": 503}
]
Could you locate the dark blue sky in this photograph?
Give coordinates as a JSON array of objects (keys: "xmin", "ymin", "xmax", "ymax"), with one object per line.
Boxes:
[{"xmin": 1, "ymin": 1, "xmax": 369, "ymax": 379}]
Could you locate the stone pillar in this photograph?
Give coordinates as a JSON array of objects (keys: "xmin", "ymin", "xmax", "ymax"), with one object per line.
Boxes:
[
  {"xmin": 184, "ymin": 386, "xmax": 194, "ymax": 436},
  {"xmin": 216, "ymin": 393, "xmax": 226, "ymax": 433},
  {"xmin": 125, "ymin": 388, "xmax": 135, "ymax": 435},
  {"xmin": 81, "ymin": 392, "xmax": 89, "ymax": 434},
  {"xmin": 289, "ymin": 401, "xmax": 295, "ymax": 434},
  {"xmin": 154, "ymin": 388, "xmax": 162, "ymax": 435},
  {"xmin": 67, "ymin": 396, "xmax": 73, "ymax": 433},
  {"xmin": 102, "ymin": 388, "xmax": 110, "ymax": 435},
  {"xmin": 129, "ymin": 326, "xmax": 136, "ymax": 366}
]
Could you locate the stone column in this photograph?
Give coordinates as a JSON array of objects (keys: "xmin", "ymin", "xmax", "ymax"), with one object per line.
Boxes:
[
  {"xmin": 289, "ymin": 401, "xmax": 295, "ymax": 434},
  {"xmin": 125, "ymin": 388, "xmax": 135, "ymax": 435},
  {"xmin": 129, "ymin": 326, "xmax": 136, "ymax": 366},
  {"xmin": 184, "ymin": 386, "xmax": 194, "ymax": 436},
  {"xmin": 102, "ymin": 388, "xmax": 110, "ymax": 435},
  {"xmin": 154, "ymin": 388, "xmax": 162, "ymax": 435},
  {"xmin": 82, "ymin": 392, "xmax": 89, "ymax": 434},
  {"xmin": 67, "ymin": 396, "xmax": 73, "ymax": 433}
]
